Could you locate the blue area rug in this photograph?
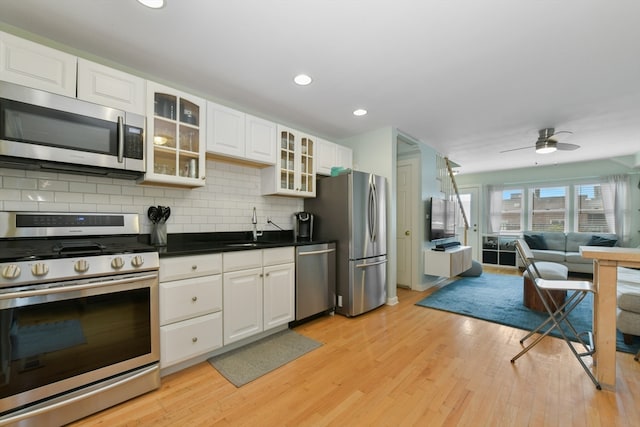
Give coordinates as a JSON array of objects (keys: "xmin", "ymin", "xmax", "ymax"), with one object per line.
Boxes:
[{"xmin": 416, "ymin": 273, "xmax": 640, "ymax": 354}]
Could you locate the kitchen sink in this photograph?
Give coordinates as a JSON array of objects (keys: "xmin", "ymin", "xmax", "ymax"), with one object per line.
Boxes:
[{"xmin": 225, "ymin": 242, "xmax": 261, "ymax": 247}]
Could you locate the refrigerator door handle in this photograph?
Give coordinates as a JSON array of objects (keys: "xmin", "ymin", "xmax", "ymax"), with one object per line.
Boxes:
[
  {"xmin": 355, "ymin": 259, "xmax": 388, "ymax": 268},
  {"xmin": 368, "ymin": 177, "xmax": 378, "ymax": 242}
]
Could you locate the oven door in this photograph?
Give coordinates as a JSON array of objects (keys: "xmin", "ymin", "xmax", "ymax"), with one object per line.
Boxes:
[{"xmin": 0, "ymin": 271, "xmax": 159, "ymax": 415}]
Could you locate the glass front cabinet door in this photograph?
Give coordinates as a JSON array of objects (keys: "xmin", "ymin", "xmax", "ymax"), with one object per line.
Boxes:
[
  {"xmin": 261, "ymin": 125, "xmax": 315, "ymax": 197},
  {"xmin": 139, "ymin": 81, "xmax": 206, "ymax": 187}
]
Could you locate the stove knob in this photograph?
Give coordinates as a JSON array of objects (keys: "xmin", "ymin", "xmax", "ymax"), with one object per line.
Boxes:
[
  {"xmin": 131, "ymin": 255, "xmax": 144, "ymax": 268},
  {"xmin": 111, "ymin": 257, "xmax": 125, "ymax": 269},
  {"xmin": 31, "ymin": 263, "xmax": 49, "ymax": 277},
  {"xmin": 1, "ymin": 264, "xmax": 21, "ymax": 280},
  {"xmin": 74, "ymin": 259, "xmax": 90, "ymax": 273}
]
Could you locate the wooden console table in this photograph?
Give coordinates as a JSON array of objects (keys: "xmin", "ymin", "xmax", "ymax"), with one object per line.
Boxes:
[{"xmin": 580, "ymin": 246, "xmax": 640, "ymax": 390}]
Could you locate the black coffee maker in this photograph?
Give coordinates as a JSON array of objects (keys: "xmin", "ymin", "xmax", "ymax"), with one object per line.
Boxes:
[{"xmin": 293, "ymin": 211, "xmax": 314, "ymax": 242}]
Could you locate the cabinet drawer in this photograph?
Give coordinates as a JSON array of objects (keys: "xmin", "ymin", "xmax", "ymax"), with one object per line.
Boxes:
[
  {"xmin": 223, "ymin": 249, "xmax": 262, "ymax": 272},
  {"xmin": 160, "ymin": 274, "xmax": 222, "ymax": 325},
  {"xmin": 160, "ymin": 253, "xmax": 222, "ymax": 282},
  {"xmin": 160, "ymin": 312, "xmax": 222, "ymax": 368},
  {"xmin": 263, "ymin": 247, "xmax": 294, "ymax": 266}
]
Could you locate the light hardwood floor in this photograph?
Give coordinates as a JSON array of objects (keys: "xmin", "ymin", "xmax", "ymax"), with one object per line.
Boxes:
[{"xmin": 72, "ymin": 272, "xmax": 640, "ymax": 426}]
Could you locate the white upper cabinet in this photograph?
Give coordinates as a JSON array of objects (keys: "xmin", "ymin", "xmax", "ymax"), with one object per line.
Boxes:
[
  {"xmin": 336, "ymin": 144, "xmax": 353, "ymax": 170},
  {"xmin": 206, "ymin": 101, "xmax": 245, "ymax": 158},
  {"xmin": 0, "ymin": 30, "xmax": 76, "ymax": 97},
  {"xmin": 261, "ymin": 125, "xmax": 316, "ymax": 197},
  {"xmin": 139, "ymin": 81, "xmax": 206, "ymax": 188},
  {"xmin": 245, "ymin": 114, "xmax": 277, "ymax": 164},
  {"xmin": 317, "ymin": 138, "xmax": 353, "ymax": 176},
  {"xmin": 77, "ymin": 58, "xmax": 146, "ymax": 115},
  {"xmin": 206, "ymin": 103, "xmax": 276, "ymax": 165},
  {"xmin": 316, "ymin": 138, "xmax": 337, "ymax": 176}
]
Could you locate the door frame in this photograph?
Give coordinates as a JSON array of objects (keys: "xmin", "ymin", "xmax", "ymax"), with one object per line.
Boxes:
[
  {"xmin": 396, "ymin": 157, "xmax": 420, "ymax": 290},
  {"xmin": 456, "ymin": 185, "xmax": 481, "ymax": 261}
]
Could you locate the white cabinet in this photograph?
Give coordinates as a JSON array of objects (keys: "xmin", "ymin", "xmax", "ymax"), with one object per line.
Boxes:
[
  {"xmin": 0, "ymin": 32, "xmax": 146, "ymax": 113},
  {"xmin": 316, "ymin": 138, "xmax": 336, "ymax": 176},
  {"xmin": 159, "ymin": 253, "xmax": 223, "ymax": 368},
  {"xmin": 140, "ymin": 81, "xmax": 206, "ymax": 187},
  {"xmin": 222, "ymin": 247, "xmax": 295, "ymax": 345},
  {"xmin": 206, "ymin": 101, "xmax": 245, "ymax": 158},
  {"xmin": 77, "ymin": 58, "xmax": 146, "ymax": 115},
  {"xmin": 206, "ymin": 102, "xmax": 277, "ymax": 165},
  {"xmin": 336, "ymin": 144, "xmax": 353, "ymax": 170},
  {"xmin": 0, "ymin": 30, "xmax": 76, "ymax": 97},
  {"xmin": 245, "ymin": 114, "xmax": 277, "ymax": 164},
  {"xmin": 261, "ymin": 125, "xmax": 316, "ymax": 197},
  {"xmin": 317, "ymin": 138, "xmax": 353, "ymax": 176},
  {"xmin": 424, "ymin": 246, "xmax": 472, "ymax": 277},
  {"xmin": 223, "ymin": 266, "xmax": 263, "ymax": 344}
]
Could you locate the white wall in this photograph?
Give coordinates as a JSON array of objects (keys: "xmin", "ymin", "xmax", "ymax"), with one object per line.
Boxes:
[{"xmin": 0, "ymin": 159, "xmax": 303, "ymax": 235}]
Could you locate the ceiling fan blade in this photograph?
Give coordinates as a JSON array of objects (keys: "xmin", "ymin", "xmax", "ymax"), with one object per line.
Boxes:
[
  {"xmin": 556, "ymin": 142, "xmax": 580, "ymax": 151},
  {"xmin": 547, "ymin": 130, "xmax": 573, "ymax": 142},
  {"xmin": 499, "ymin": 146, "xmax": 531, "ymax": 153}
]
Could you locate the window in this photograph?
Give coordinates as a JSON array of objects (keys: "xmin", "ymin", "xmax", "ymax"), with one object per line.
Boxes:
[
  {"xmin": 529, "ymin": 186, "xmax": 567, "ymax": 232},
  {"xmin": 500, "ymin": 189, "xmax": 523, "ymax": 232},
  {"xmin": 575, "ymin": 183, "xmax": 612, "ymax": 233}
]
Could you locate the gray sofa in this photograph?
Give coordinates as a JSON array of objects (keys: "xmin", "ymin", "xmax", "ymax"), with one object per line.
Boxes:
[{"xmin": 518, "ymin": 231, "xmax": 619, "ymax": 274}]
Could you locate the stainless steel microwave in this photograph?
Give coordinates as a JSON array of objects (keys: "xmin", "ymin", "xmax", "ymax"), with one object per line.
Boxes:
[{"xmin": 0, "ymin": 81, "xmax": 145, "ymax": 179}]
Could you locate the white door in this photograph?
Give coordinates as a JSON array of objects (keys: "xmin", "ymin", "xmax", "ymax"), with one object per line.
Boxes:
[
  {"xmin": 456, "ymin": 186, "xmax": 480, "ymax": 261},
  {"xmin": 396, "ymin": 160, "xmax": 415, "ymax": 288}
]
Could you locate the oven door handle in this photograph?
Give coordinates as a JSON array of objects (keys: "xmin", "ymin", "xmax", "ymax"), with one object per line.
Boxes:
[
  {"xmin": 0, "ymin": 364, "xmax": 159, "ymax": 426},
  {"xmin": 0, "ymin": 272, "xmax": 158, "ymax": 301}
]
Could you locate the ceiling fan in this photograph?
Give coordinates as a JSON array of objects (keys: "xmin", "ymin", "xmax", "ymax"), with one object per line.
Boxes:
[{"xmin": 500, "ymin": 128, "xmax": 580, "ymax": 154}]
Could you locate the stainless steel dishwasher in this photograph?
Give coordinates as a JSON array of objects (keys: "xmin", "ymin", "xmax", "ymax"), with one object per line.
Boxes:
[{"xmin": 295, "ymin": 243, "xmax": 336, "ymax": 321}]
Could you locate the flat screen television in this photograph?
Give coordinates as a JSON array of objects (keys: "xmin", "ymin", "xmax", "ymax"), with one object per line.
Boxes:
[{"xmin": 428, "ymin": 197, "xmax": 456, "ymax": 240}]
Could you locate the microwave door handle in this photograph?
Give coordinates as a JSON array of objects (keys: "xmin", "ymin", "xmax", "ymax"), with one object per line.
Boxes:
[{"xmin": 117, "ymin": 116, "xmax": 124, "ymax": 163}]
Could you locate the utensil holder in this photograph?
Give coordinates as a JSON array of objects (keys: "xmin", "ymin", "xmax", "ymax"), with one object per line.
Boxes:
[{"xmin": 151, "ymin": 223, "xmax": 167, "ymax": 246}]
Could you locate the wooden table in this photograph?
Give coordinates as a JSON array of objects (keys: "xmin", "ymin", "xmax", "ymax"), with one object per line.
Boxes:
[{"xmin": 580, "ymin": 246, "xmax": 640, "ymax": 390}]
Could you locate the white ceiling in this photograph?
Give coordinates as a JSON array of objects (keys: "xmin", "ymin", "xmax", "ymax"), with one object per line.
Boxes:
[{"xmin": 1, "ymin": 0, "xmax": 640, "ymax": 175}]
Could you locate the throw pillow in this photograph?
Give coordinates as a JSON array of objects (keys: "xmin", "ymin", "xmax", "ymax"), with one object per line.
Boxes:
[
  {"xmin": 587, "ymin": 235, "xmax": 617, "ymax": 247},
  {"xmin": 524, "ymin": 234, "xmax": 548, "ymax": 250}
]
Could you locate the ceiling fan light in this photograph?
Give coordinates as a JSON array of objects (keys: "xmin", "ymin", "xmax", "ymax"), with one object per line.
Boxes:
[
  {"xmin": 536, "ymin": 141, "xmax": 557, "ymax": 154},
  {"xmin": 137, "ymin": 0, "xmax": 165, "ymax": 8}
]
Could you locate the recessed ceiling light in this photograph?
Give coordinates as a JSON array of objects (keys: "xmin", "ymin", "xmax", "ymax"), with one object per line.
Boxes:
[
  {"xmin": 293, "ymin": 74, "xmax": 312, "ymax": 86},
  {"xmin": 353, "ymin": 109, "xmax": 367, "ymax": 116},
  {"xmin": 137, "ymin": 0, "xmax": 165, "ymax": 9}
]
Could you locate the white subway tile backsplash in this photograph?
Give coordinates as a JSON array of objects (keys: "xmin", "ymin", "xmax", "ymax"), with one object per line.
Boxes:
[
  {"xmin": 39, "ymin": 179, "xmax": 69, "ymax": 191},
  {"xmin": 69, "ymin": 182, "xmax": 97, "ymax": 193},
  {"xmin": 22, "ymin": 190, "xmax": 54, "ymax": 202},
  {"xmin": 3, "ymin": 176, "xmax": 37, "ymax": 190},
  {"xmin": 0, "ymin": 159, "xmax": 304, "ymax": 234},
  {"xmin": 54, "ymin": 192, "xmax": 83, "ymax": 203}
]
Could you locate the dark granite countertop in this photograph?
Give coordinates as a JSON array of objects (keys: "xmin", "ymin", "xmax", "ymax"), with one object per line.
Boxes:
[{"xmin": 148, "ymin": 230, "xmax": 333, "ymax": 257}]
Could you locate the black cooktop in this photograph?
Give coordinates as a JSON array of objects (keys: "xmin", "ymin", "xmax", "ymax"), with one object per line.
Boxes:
[{"xmin": 0, "ymin": 236, "xmax": 156, "ymax": 262}]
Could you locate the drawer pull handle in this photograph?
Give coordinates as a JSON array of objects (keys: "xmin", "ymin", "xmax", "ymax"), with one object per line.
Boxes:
[
  {"xmin": 191, "ymin": 265, "xmax": 198, "ymax": 270},
  {"xmin": 192, "ymin": 337, "xmax": 198, "ymax": 343},
  {"xmin": 192, "ymin": 296, "xmax": 198, "ymax": 302}
]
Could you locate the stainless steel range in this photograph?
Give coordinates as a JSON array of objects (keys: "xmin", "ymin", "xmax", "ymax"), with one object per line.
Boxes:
[{"xmin": 0, "ymin": 212, "xmax": 160, "ymax": 426}]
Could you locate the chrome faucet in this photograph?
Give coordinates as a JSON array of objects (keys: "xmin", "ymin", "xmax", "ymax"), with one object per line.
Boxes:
[{"xmin": 251, "ymin": 207, "xmax": 259, "ymax": 241}]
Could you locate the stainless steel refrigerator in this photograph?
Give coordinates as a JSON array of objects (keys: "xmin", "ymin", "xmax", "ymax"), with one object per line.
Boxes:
[{"xmin": 304, "ymin": 170, "xmax": 387, "ymax": 317}]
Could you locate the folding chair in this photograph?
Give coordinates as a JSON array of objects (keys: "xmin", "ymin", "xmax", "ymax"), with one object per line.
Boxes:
[{"xmin": 511, "ymin": 239, "xmax": 601, "ymax": 390}]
